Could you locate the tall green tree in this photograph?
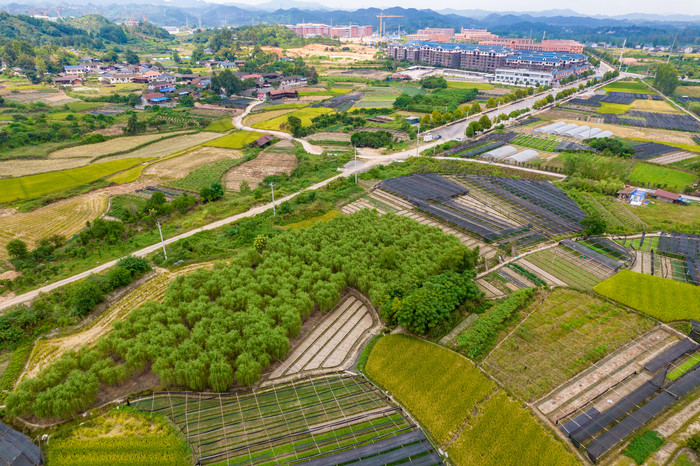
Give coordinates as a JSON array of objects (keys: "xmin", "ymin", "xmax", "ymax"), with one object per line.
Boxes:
[{"xmin": 654, "ymin": 64, "xmax": 679, "ymax": 95}]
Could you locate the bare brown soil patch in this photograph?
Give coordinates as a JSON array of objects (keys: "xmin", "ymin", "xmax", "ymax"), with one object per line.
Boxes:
[{"xmin": 223, "ymin": 146, "xmax": 297, "ymax": 191}]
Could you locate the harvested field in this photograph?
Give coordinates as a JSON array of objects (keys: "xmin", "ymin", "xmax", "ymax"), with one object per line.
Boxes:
[
  {"xmin": 2, "ymin": 90, "xmax": 77, "ymax": 106},
  {"xmin": 0, "ymin": 193, "xmax": 107, "ymax": 260},
  {"xmin": 49, "ymin": 131, "xmax": 188, "ymax": 158},
  {"xmin": 651, "ymin": 150, "xmax": 699, "ymax": 165},
  {"xmin": 223, "ymin": 143, "xmax": 297, "ymax": 191},
  {"xmin": 267, "ymin": 293, "xmax": 379, "ymax": 383},
  {"xmin": 306, "ymin": 131, "xmax": 351, "ymax": 142},
  {"xmin": 482, "ymin": 289, "xmax": 656, "ymax": 401},
  {"xmin": 99, "ymin": 132, "xmax": 221, "ymax": 162},
  {"xmin": 143, "ymin": 146, "xmax": 242, "ymax": 182},
  {"xmin": 22, "ymin": 263, "xmax": 211, "ymax": 380},
  {"xmin": 631, "ymin": 99, "xmax": 681, "ymax": 113},
  {"xmin": 0, "ymin": 157, "xmax": 90, "ymax": 178}
]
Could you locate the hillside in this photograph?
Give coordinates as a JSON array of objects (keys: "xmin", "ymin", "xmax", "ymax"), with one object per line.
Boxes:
[{"xmin": 0, "ymin": 11, "xmax": 98, "ymax": 48}]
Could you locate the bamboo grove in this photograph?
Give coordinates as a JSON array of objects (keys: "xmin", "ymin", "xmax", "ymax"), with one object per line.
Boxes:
[{"xmin": 6, "ymin": 210, "xmax": 478, "ymax": 419}]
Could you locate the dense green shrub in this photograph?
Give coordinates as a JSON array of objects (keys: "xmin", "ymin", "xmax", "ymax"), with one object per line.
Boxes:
[
  {"xmin": 350, "ymin": 130, "xmax": 394, "ymax": 148},
  {"xmin": 457, "ymin": 288, "xmax": 535, "ymax": 359},
  {"xmin": 6, "ymin": 209, "xmax": 478, "ymax": 419}
]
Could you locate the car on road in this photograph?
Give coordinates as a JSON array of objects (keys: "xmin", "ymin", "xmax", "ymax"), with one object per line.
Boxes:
[
  {"xmin": 423, "ymin": 133, "xmax": 433, "ymax": 142},
  {"xmin": 454, "ymin": 137, "xmax": 463, "ymax": 142}
]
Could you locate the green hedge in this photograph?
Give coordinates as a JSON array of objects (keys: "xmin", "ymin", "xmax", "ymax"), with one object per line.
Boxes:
[{"xmin": 457, "ymin": 288, "xmax": 535, "ymax": 359}]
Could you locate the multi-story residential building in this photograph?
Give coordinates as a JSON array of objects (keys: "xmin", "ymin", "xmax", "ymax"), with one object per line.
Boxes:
[{"xmin": 388, "ymin": 41, "xmax": 590, "ymax": 81}]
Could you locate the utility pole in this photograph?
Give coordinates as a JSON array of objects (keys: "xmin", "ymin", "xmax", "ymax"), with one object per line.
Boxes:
[
  {"xmin": 415, "ymin": 121, "xmax": 421, "ymax": 156},
  {"xmin": 156, "ymin": 221, "xmax": 167, "ymax": 260},
  {"xmin": 269, "ymin": 182, "xmax": 276, "ymax": 216},
  {"xmin": 667, "ymin": 33, "xmax": 677, "ymax": 64},
  {"xmin": 354, "ymin": 146, "xmax": 358, "ymax": 183},
  {"xmin": 618, "ymin": 38, "xmax": 626, "ymax": 71}
]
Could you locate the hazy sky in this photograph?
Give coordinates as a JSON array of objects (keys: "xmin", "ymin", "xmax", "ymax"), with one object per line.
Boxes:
[{"xmin": 228, "ymin": 0, "xmax": 700, "ymax": 16}]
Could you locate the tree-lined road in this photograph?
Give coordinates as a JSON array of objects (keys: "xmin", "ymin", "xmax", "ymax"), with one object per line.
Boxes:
[{"xmin": 0, "ymin": 72, "xmax": 615, "ymax": 311}]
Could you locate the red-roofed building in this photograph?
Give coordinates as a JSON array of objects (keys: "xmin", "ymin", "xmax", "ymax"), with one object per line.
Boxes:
[{"xmin": 651, "ymin": 189, "xmax": 681, "ymax": 204}]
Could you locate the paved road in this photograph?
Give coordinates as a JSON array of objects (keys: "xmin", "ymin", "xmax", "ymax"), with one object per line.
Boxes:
[
  {"xmin": 233, "ymin": 100, "xmax": 324, "ymax": 155},
  {"xmin": 0, "ymin": 77, "xmax": 610, "ymax": 311}
]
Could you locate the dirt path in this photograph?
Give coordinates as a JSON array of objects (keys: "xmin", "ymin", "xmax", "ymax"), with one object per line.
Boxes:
[{"xmin": 20, "ymin": 263, "xmax": 212, "ymax": 381}]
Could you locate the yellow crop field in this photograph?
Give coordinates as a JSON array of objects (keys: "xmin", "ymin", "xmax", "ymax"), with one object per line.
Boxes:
[
  {"xmin": 0, "ymin": 193, "xmax": 107, "ymax": 259},
  {"xmin": 100, "ymin": 132, "xmax": 221, "ymax": 162},
  {"xmin": 143, "ymin": 146, "xmax": 243, "ymax": 182},
  {"xmin": 365, "ymin": 335, "xmax": 578, "ymax": 466},
  {"xmin": 205, "ymin": 131, "xmax": 264, "ymax": 149},
  {"xmin": 253, "ymin": 107, "xmax": 333, "ymax": 132},
  {"xmin": 0, "ymin": 157, "xmax": 153, "ymax": 204},
  {"xmin": 631, "ymin": 99, "xmax": 681, "ymax": 113},
  {"xmin": 244, "ymin": 108, "xmax": 298, "ymax": 127},
  {"xmin": 49, "ymin": 131, "xmax": 187, "ymax": 158}
]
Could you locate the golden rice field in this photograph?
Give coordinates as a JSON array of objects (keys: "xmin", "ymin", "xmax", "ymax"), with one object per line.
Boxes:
[
  {"xmin": 99, "ymin": 132, "xmax": 221, "ymax": 162},
  {"xmin": 631, "ymin": 99, "xmax": 681, "ymax": 113},
  {"xmin": 143, "ymin": 146, "xmax": 243, "ymax": 182},
  {"xmin": 48, "ymin": 131, "xmax": 188, "ymax": 158},
  {"xmin": 0, "ymin": 193, "xmax": 107, "ymax": 259},
  {"xmin": 243, "ymin": 108, "xmax": 298, "ymax": 127},
  {"xmin": 252, "ymin": 107, "xmax": 333, "ymax": 132}
]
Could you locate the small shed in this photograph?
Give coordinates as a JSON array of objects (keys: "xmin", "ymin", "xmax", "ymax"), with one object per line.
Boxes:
[
  {"xmin": 629, "ymin": 189, "xmax": 647, "ymax": 206},
  {"xmin": 652, "ymin": 189, "xmax": 681, "ymax": 204},
  {"xmin": 251, "ymin": 134, "xmax": 274, "ymax": 148}
]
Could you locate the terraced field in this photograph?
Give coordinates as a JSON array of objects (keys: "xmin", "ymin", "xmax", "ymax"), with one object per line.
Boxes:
[
  {"xmin": 267, "ymin": 294, "xmax": 379, "ymax": 382},
  {"xmin": 49, "ymin": 131, "xmax": 188, "ymax": 159},
  {"xmin": 21, "ymin": 263, "xmax": 212, "ymax": 381},
  {"xmin": 143, "ymin": 146, "xmax": 243, "ymax": 183},
  {"xmin": 100, "ymin": 132, "xmax": 221, "ymax": 162},
  {"xmin": 130, "ymin": 373, "xmax": 426, "ymax": 465},
  {"xmin": 0, "ymin": 193, "xmax": 107, "ymax": 259}
]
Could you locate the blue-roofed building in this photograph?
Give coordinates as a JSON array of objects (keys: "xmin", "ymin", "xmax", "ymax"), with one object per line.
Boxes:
[
  {"xmin": 0, "ymin": 422, "xmax": 43, "ymax": 465},
  {"xmin": 64, "ymin": 65, "xmax": 86, "ymax": 74},
  {"xmin": 159, "ymin": 87, "xmax": 176, "ymax": 93}
]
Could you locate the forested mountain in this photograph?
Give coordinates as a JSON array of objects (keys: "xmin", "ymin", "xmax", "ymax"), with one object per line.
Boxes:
[
  {"xmin": 0, "ymin": 3, "xmax": 698, "ymax": 46},
  {"xmin": 0, "ymin": 11, "xmax": 99, "ymax": 48}
]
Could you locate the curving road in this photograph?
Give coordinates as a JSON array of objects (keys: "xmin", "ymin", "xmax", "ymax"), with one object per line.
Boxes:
[
  {"xmin": 1, "ymin": 76, "xmax": 613, "ymax": 311},
  {"xmin": 233, "ymin": 100, "xmax": 324, "ymax": 155}
]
